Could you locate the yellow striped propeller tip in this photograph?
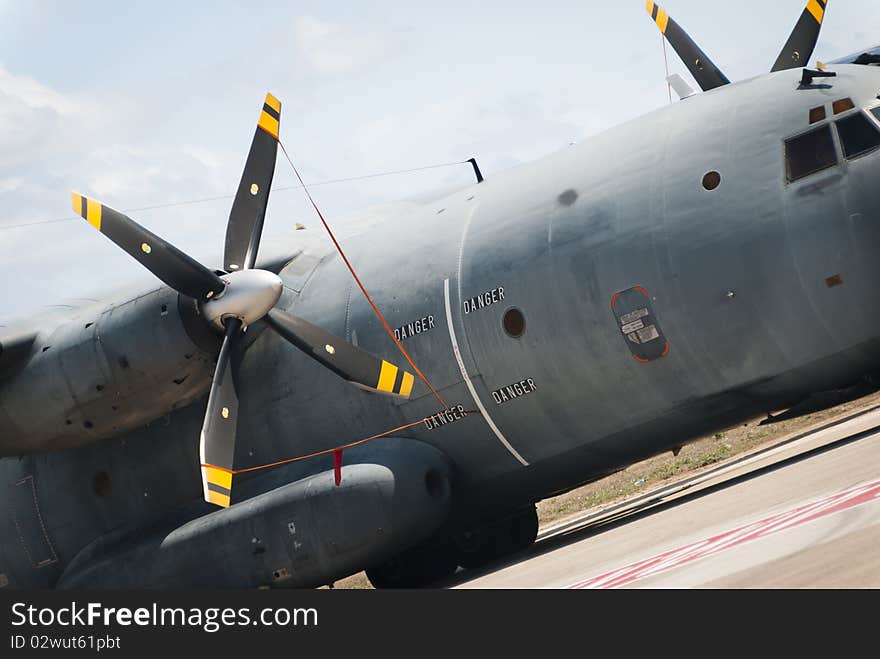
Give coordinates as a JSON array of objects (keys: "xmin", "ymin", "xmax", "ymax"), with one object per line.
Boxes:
[
  {"xmin": 202, "ymin": 464, "xmax": 233, "ymax": 508},
  {"xmin": 70, "ymin": 192, "xmax": 102, "ymax": 230},
  {"xmin": 805, "ymin": 0, "xmax": 826, "ymax": 24},
  {"xmin": 375, "ymin": 361, "xmax": 415, "ymax": 398},
  {"xmin": 645, "ymin": 1, "xmax": 670, "ymax": 33},
  {"xmin": 264, "ymin": 92, "xmax": 281, "ymax": 112},
  {"xmin": 258, "ymin": 93, "xmax": 281, "ymax": 139}
]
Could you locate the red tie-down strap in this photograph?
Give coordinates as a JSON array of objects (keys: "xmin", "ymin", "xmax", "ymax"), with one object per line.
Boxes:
[{"xmin": 334, "ymin": 449, "xmax": 343, "ymax": 487}]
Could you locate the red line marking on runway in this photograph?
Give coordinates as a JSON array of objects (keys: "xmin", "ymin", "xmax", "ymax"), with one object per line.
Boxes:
[{"xmin": 569, "ymin": 478, "xmax": 880, "ymax": 589}]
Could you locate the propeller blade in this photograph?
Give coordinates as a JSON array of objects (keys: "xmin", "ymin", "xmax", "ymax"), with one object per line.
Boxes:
[
  {"xmin": 265, "ymin": 308, "xmax": 415, "ymax": 398},
  {"xmin": 199, "ymin": 318, "xmax": 243, "ymax": 508},
  {"xmin": 71, "ymin": 193, "xmax": 226, "ymax": 300},
  {"xmin": 645, "ymin": 1, "xmax": 730, "ymax": 92},
  {"xmin": 771, "ymin": 0, "xmax": 828, "ymax": 72},
  {"xmin": 224, "ymin": 92, "xmax": 281, "ymax": 273}
]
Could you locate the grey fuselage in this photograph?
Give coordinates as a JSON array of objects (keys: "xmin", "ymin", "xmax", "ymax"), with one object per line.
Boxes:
[{"xmin": 3, "ymin": 64, "xmax": 880, "ymax": 588}]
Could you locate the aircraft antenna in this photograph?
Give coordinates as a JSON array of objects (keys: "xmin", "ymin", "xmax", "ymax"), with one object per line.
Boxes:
[{"xmin": 467, "ymin": 157, "xmax": 484, "ymax": 183}]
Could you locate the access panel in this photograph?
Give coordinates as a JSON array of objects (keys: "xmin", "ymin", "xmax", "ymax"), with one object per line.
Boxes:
[{"xmin": 611, "ymin": 286, "xmax": 670, "ymax": 363}]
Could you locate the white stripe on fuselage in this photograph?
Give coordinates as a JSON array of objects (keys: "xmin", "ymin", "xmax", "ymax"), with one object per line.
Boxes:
[{"xmin": 443, "ymin": 277, "xmax": 529, "ymax": 466}]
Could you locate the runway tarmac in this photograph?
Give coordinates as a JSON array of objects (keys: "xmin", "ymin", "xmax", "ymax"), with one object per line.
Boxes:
[{"xmin": 453, "ymin": 406, "xmax": 880, "ymax": 588}]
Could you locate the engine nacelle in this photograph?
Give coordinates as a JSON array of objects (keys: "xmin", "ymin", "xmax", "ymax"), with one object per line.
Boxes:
[
  {"xmin": 57, "ymin": 439, "xmax": 453, "ymax": 588},
  {"xmin": 0, "ymin": 287, "xmax": 219, "ymax": 455}
]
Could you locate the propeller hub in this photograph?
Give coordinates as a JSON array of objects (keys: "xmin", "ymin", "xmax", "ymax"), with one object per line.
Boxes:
[{"xmin": 201, "ymin": 269, "xmax": 283, "ymax": 330}]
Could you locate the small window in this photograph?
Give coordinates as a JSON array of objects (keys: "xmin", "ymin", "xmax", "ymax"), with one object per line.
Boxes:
[
  {"xmin": 870, "ymin": 107, "xmax": 880, "ymax": 123},
  {"xmin": 502, "ymin": 308, "xmax": 525, "ymax": 338},
  {"xmin": 809, "ymin": 106, "xmax": 826, "ymax": 124},
  {"xmin": 702, "ymin": 171, "xmax": 721, "ymax": 190},
  {"xmin": 833, "ymin": 98, "xmax": 855, "ymax": 115},
  {"xmin": 784, "ymin": 125, "xmax": 838, "ymax": 182},
  {"xmin": 836, "ymin": 112, "xmax": 880, "ymax": 159}
]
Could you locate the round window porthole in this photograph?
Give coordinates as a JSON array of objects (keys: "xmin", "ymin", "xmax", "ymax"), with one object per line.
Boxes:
[
  {"xmin": 702, "ymin": 171, "xmax": 721, "ymax": 191},
  {"xmin": 503, "ymin": 308, "xmax": 526, "ymax": 338}
]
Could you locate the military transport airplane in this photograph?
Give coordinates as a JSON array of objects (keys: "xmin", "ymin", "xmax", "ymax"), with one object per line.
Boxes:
[{"xmin": 2, "ymin": 1, "xmax": 880, "ymax": 588}]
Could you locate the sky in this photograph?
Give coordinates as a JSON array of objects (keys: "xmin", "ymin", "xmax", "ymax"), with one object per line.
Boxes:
[{"xmin": 1, "ymin": 0, "xmax": 879, "ymax": 322}]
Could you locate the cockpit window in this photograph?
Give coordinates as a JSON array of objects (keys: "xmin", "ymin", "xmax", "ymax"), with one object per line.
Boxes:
[
  {"xmin": 833, "ymin": 98, "xmax": 856, "ymax": 115},
  {"xmin": 785, "ymin": 125, "xmax": 838, "ymax": 182},
  {"xmin": 836, "ymin": 112, "xmax": 880, "ymax": 159},
  {"xmin": 871, "ymin": 106, "xmax": 880, "ymax": 123},
  {"xmin": 809, "ymin": 106, "xmax": 826, "ymax": 124}
]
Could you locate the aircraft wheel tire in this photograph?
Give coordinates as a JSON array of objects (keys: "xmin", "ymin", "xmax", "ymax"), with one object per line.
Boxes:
[
  {"xmin": 456, "ymin": 505, "xmax": 538, "ymax": 570},
  {"xmin": 366, "ymin": 542, "xmax": 458, "ymax": 588},
  {"xmin": 508, "ymin": 505, "xmax": 539, "ymax": 553}
]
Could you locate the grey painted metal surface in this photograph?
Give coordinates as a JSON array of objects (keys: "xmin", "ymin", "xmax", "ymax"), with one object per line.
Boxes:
[
  {"xmin": 0, "ymin": 286, "xmax": 218, "ymax": 454},
  {"xmin": 2, "ymin": 63, "xmax": 880, "ymax": 588},
  {"xmin": 57, "ymin": 439, "xmax": 451, "ymax": 588}
]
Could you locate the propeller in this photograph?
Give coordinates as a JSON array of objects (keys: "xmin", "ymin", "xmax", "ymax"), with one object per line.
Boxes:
[
  {"xmin": 71, "ymin": 93, "xmax": 415, "ymax": 508},
  {"xmin": 70, "ymin": 194, "xmax": 226, "ymax": 300},
  {"xmin": 264, "ymin": 309, "xmax": 414, "ymax": 397},
  {"xmin": 644, "ymin": 1, "xmax": 730, "ymax": 92},
  {"xmin": 200, "ymin": 317, "xmax": 242, "ymax": 507},
  {"xmin": 645, "ymin": 0, "xmax": 830, "ymax": 92},
  {"xmin": 772, "ymin": 0, "xmax": 828, "ymax": 73}
]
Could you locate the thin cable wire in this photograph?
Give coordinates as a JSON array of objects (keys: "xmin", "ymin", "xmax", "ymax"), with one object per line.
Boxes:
[
  {"xmin": 0, "ymin": 160, "xmax": 469, "ymax": 232},
  {"xmin": 228, "ymin": 416, "xmax": 430, "ymax": 475},
  {"xmin": 662, "ymin": 32, "xmax": 673, "ymax": 105},
  {"xmin": 278, "ymin": 139, "xmax": 449, "ymax": 409},
  {"xmin": 1, "ymin": 217, "xmax": 72, "ymax": 230},
  {"xmin": 218, "ymin": 409, "xmax": 480, "ymax": 476},
  {"xmin": 275, "ymin": 160, "xmax": 466, "ymax": 191}
]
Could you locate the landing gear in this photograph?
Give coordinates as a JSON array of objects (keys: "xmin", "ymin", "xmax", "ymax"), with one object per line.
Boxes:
[
  {"xmin": 366, "ymin": 505, "xmax": 540, "ymax": 588},
  {"xmin": 366, "ymin": 538, "xmax": 459, "ymax": 588},
  {"xmin": 454, "ymin": 505, "xmax": 538, "ymax": 569}
]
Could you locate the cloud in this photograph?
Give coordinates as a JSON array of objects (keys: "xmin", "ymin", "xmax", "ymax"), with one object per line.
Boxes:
[
  {"xmin": 0, "ymin": 66, "xmax": 79, "ymax": 113},
  {"xmin": 81, "ymin": 143, "xmax": 238, "ymax": 204},
  {"xmin": 294, "ymin": 15, "xmax": 383, "ymax": 75},
  {"xmin": 0, "ymin": 63, "xmax": 242, "ymax": 229},
  {"xmin": 0, "ymin": 62, "xmax": 250, "ymax": 324},
  {"xmin": 0, "ymin": 176, "xmax": 21, "ymax": 193},
  {"xmin": 0, "ymin": 66, "xmax": 95, "ymax": 170}
]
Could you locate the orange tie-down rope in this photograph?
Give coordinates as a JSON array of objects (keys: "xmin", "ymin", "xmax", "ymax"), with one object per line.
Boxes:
[
  {"xmin": 278, "ymin": 140, "xmax": 448, "ymax": 410},
  {"xmin": 224, "ymin": 410, "xmax": 480, "ymax": 477}
]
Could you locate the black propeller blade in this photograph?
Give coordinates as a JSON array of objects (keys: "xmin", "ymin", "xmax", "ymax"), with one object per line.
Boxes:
[
  {"xmin": 224, "ymin": 93, "xmax": 281, "ymax": 273},
  {"xmin": 772, "ymin": 0, "xmax": 828, "ymax": 72},
  {"xmin": 72, "ymin": 93, "xmax": 415, "ymax": 509},
  {"xmin": 199, "ymin": 318, "xmax": 243, "ymax": 508},
  {"xmin": 645, "ymin": 1, "xmax": 730, "ymax": 92},
  {"xmin": 71, "ymin": 193, "xmax": 226, "ymax": 300},
  {"xmin": 266, "ymin": 309, "xmax": 415, "ymax": 397}
]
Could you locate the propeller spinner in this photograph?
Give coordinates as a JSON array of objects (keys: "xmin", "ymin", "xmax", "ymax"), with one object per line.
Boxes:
[{"xmin": 71, "ymin": 93, "xmax": 415, "ymax": 508}]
